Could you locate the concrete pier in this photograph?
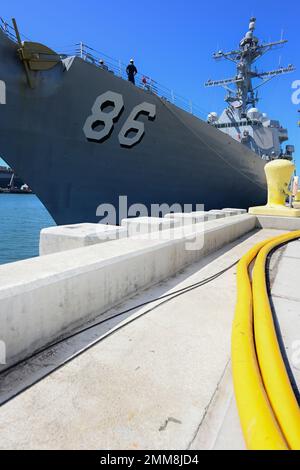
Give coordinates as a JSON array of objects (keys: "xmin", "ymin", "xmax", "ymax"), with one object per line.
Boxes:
[
  {"xmin": 256, "ymin": 215, "xmax": 300, "ymax": 230},
  {"xmin": 0, "ymin": 227, "xmax": 294, "ymax": 450},
  {"xmin": 0, "ymin": 213, "xmax": 299, "ymax": 449},
  {"xmin": 267, "ymin": 240, "xmax": 300, "ymax": 396},
  {"xmin": 0, "ymin": 214, "xmax": 255, "ymax": 371}
]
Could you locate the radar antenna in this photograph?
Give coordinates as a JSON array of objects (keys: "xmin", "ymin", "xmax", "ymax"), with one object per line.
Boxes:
[{"xmin": 205, "ymin": 18, "xmax": 295, "ymax": 113}]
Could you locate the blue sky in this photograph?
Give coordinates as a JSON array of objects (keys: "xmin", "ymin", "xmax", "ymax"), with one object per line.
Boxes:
[{"xmin": 1, "ymin": 0, "xmax": 299, "ymax": 167}]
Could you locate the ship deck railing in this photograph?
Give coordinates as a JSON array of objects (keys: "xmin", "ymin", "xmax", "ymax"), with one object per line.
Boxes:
[
  {"xmin": 0, "ymin": 17, "xmax": 207, "ymax": 120},
  {"xmin": 0, "ymin": 17, "xmax": 18, "ymax": 43}
]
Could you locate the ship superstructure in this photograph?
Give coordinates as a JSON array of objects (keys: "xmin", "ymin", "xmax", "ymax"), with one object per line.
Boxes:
[{"xmin": 206, "ymin": 18, "xmax": 295, "ymax": 161}]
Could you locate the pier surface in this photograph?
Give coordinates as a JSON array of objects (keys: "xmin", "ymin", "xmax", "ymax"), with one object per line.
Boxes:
[
  {"xmin": 1, "ymin": 226, "xmax": 298, "ymax": 450},
  {"xmin": 268, "ymin": 239, "xmax": 300, "ymax": 402}
]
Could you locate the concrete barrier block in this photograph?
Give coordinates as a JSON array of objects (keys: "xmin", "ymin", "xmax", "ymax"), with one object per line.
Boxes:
[
  {"xmin": 121, "ymin": 217, "xmax": 181, "ymax": 236},
  {"xmin": 222, "ymin": 208, "xmax": 247, "ymax": 215},
  {"xmin": 165, "ymin": 212, "xmax": 209, "ymax": 224},
  {"xmin": 208, "ymin": 210, "xmax": 227, "ymax": 219},
  {"xmin": 0, "ymin": 214, "xmax": 256, "ymax": 371},
  {"xmin": 193, "ymin": 211, "xmax": 227, "ymax": 221},
  {"xmin": 40, "ymin": 223, "xmax": 127, "ymax": 255},
  {"xmin": 255, "ymin": 215, "xmax": 300, "ymax": 230}
]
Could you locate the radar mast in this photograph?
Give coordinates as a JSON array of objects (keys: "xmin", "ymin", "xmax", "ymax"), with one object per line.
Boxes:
[{"xmin": 205, "ymin": 18, "xmax": 295, "ymax": 115}]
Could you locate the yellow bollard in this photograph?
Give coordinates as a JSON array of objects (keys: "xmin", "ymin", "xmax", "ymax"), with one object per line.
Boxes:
[{"xmin": 249, "ymin": 160, "xmax": 300, "ymax": 217}]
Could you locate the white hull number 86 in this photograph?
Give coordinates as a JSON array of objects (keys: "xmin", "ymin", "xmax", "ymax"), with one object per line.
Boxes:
[{"xmin": 83, "ymin": 91, "xmax": 156, "ymax": 148}]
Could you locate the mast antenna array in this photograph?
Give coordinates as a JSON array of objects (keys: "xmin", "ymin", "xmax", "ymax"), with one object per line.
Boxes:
[{"xmin": 205, "ymin": 18, "xmax": 295, "ymax": 113}]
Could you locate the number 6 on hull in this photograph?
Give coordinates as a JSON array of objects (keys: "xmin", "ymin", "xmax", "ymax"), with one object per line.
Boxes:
[
  {"xmin": 118, "ymin": 102, "xmax": 156, "ymax": 148},
  {"xmin": 83, "ymin": 91, "xmax": 156, "ymax": 148}
]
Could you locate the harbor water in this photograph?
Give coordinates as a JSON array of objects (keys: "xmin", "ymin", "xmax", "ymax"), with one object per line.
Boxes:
[{"xmin": 0, "ymin": 194, "xmax": 55, "ymax": 265}]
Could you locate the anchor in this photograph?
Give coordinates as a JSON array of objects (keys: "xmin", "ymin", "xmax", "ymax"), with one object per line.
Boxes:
[{"xmin": 12, "ymin": 18, "xmax": 61, "ymax": 89}]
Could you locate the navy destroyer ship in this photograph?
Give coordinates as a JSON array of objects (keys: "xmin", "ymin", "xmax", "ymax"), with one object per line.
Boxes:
[{"xmin": 0, "ymin": 16, "xmax": 295, "ymax": 224}]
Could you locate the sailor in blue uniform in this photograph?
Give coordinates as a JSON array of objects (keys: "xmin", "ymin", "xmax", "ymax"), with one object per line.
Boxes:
[{"xmin": 126, "ymin": 59, "xmax": 137, "ymax": 84}]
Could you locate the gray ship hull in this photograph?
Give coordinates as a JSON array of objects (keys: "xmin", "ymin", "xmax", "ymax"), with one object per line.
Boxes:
[{"xmin": 0, "ymin": 29, "xmax": 267, "ymax": 225}]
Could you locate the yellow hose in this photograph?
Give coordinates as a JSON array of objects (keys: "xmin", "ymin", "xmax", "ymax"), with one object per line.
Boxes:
[
  {"xmin": 252, "ymin": 231, "xmax": 300, "ymax": 450},
  {"xmin": 232, "ymin": 237, "xmax": 288, "ymax": 450}
]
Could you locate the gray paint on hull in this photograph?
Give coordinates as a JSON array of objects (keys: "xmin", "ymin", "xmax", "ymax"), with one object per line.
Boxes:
[{"xmin": 0, "ymin": 30, "xmax": 267, "ymax": 224}]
